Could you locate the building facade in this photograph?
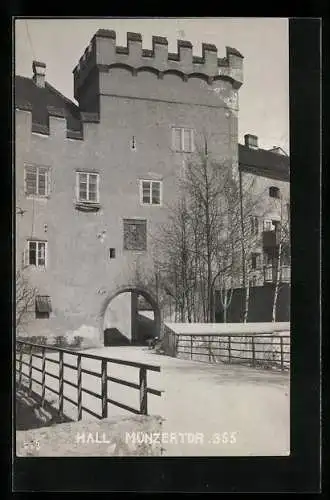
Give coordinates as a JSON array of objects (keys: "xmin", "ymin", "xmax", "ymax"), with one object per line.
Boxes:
[
  {"xmin": 15, "ymin": 29, "xmax": 244, "ymax": 344},
  {"xmin": 239, "ymin": 133, "xmax": 290, "ymax": 288},
  {"xmin": 215, "ymin": 133, "xmax": 290, "ymax": 322}
]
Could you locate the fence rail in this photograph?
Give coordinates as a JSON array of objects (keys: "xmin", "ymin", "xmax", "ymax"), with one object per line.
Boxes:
[
  {"xmin": 166, "ymin": 333, "xmax": 290, "ymax": 371},
  {"xmin": 16, "ymin": 340, "xmax": 162, "ymax": 420}
]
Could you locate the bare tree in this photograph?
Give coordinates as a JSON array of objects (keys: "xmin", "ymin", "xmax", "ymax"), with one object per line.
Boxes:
[
  {"xmin": 152, "ymin": 138, "xmax": 272, "ymax": 324},
  {"xmin": 271, "ymin": 197, "xmax": 290, "ymax": 322},
  {"xmin": 152, "ymin": 140, "xmax": 243, "ymax": 323},
  {"xmin": 16, "ymin": 270, "xmax": 36, "ymax": 329}
]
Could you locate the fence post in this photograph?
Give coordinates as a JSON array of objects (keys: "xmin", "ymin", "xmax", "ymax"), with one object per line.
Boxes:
[
  {"xmin": 18, "ymin": 347, "xmax": 23, "ymax": 387},
  {"xmin": 190, "ymin": 336, "xmax": 193, "ymax": 360},
  {"xmin": 251, "ymin": 336, "xmax": 256, "ymax": 367},
  {"xmin": 77, "ymin": 355, "xmax": 82, "ymax": 421},
  {"xmin": 280, "ymin": 336, "xmax": 284, "ymax": 371},
  {"xmin": 28, "ymin": 345, "xmax": 33, "ymax": 395},
  {"xmin": 228, "ymin": 336, "xmax": 231, "ymax": 363},
  {"xmin": 59, "ymin": 350, "xmax": 64, "ymax": 417},
  {"xmin": 41, "ymin": 347, "xmax": 46, "ymax": 408},
  {"xmin": 101, "ymin": 358, "xmax": 108, "ymax": 419},
  {"xmin": 175, "ymin": 335, "xmax": 179, "ymax": 358},
  {"xmin": 208, "ymin": 336, "xmax": 212, "ymax": 363},
  {"xmin": 139, "ymin": 367, "xmax": 148, "ymax": 415}
]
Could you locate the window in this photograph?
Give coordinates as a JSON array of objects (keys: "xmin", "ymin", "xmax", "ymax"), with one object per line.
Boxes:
[
  {"xmin": 109, "ymin": 248, "xmax": 116, "ymax": 259},
  {"xmin": 264, "ymin": 252, "xmax": 274, "ymax": 266},
  {"xmin": 269, "ymin": 186, "xmax": 280, "ymax": 198},
  {"xmin": 251, "ymin": 253, "xmax": 261, "ymax": 270},
  {"xmin": 26, "ymin": 240, "xmax": 47, "ymax": 268},
  {"xmin": 172, "ymin": 127, "xmax": 194, "ymax": 152},
  {"xmin": 24, "ymin": 165, "xmax": 49, "ymax": 196},
  {"xmin": 264, "ymin": 219, "xmax": 274, "ymax": 231},
  {"xmin": 76, "ymin": 172, "xmax": 100, "ymax": 203},
  {"xmin": 272, "ymin": 220, "xmax": 280, "ymax": 231},
  {"xmin": 250, "ymin": 216, "xmax": 259, "ymax": 236},
  {"xmin": 140, "ymin": 180, "xmax": 162, "ymax": 205},
  {"xmin": 35, "ymin": 295, "xmax": 52, "ymax": 319},
  {"xmin": 123, "ymin": 219, "xmax": 147, "ymax": 251},
  {"xmin": 250, "ymin": 276, "xmax": 257, "ymax": 287}
]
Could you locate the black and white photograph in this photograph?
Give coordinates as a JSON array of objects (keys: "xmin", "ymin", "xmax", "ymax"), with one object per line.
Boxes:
[{"xmin": 14, "ymin": 17, "xmax": 292, "ymax": 460}]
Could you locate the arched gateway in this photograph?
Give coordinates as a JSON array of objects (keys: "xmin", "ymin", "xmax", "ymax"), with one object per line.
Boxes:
[{"xmin": 100, "ymin": 286, "xmax": 161, "ymax": 346}]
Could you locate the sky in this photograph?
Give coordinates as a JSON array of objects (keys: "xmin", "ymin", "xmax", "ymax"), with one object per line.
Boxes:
[{"xmin": 14, "ymin": 18, "xmax": 289, "ymax": 152}]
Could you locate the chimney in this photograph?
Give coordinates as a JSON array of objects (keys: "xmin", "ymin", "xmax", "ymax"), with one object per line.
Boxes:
[
  {"xmin": 32, "ymin": 61, "xmax": 46, "ymax": 88},
  {"xmin": 244, "ymin": 134, "xmax": 258, "ymax": 149}
]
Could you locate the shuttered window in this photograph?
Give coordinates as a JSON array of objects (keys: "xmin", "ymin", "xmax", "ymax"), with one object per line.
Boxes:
[{"xmin": 24, "ymin": 165, "xmax": 49, "ymax": 196}]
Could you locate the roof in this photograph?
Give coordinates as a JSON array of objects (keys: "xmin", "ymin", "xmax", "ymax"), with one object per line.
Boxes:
[
  {"xmin": 238, "ymin": 144, "xmax": 290, "ymax": 182},
  {"xmin": 15, "ymin": 75, "xmax": 82, "ymax": 134}
]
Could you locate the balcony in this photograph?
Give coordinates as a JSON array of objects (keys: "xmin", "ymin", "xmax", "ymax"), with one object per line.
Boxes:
[
  {"xmin": 262, "ymin": 230, "xmax": 280, "ymax": 249},
  {"xmin": 264, "ymin": 265, "xmax": 290, "ymax": 284}
]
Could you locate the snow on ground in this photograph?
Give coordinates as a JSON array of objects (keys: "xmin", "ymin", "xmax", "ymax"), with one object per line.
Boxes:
[{"xmin": 17, "ymin": 346, "xmax": 290, "ymax": 457}]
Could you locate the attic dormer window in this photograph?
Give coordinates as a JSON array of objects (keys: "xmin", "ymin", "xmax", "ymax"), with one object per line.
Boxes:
[{"xmin": 269, "ymin": 186, "xmax": 280, "ymax": 199}]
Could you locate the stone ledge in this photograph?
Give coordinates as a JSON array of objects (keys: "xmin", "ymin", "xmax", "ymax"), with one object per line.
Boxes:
[{"xmin": 16, "ymin": 414, "xmax": 164, "ymax": 456}]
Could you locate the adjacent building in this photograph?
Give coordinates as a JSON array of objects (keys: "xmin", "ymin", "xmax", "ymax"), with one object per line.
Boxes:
[{"xmin": 216, "ymin": 133, "xmax": 290, "ymax": 322}]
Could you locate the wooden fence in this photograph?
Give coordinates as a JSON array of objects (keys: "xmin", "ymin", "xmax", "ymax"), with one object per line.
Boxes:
[
  {"xmin": 16, "ymin": 340, "xmax": 162, "ymax": 420},
  {"xmin": 165, "ymin": 333, "xmax": 290, "ymax": 371}
]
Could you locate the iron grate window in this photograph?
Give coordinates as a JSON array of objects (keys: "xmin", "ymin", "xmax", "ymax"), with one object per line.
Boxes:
[
  {"xmin": 35, "ymin": 295, "xmax": 52, "ymax": 318},
  {"xmin": 123, "ymin": 219, "xmax": 147, "ymax": 251}
]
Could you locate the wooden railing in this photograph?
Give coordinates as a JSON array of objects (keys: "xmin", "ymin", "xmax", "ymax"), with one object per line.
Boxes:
[
  {"xmin": 16, "ymin": 340, "xmax": 162, "ymax": 420},
  {"xmin": 168, "ymin": 333, "xmax": 290, "ymax": 371}
]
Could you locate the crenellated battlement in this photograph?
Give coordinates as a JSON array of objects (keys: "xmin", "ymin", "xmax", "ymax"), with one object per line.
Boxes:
[{"xmin": 73, "ymin": 30, "xmax": 244, "ymax": 102}]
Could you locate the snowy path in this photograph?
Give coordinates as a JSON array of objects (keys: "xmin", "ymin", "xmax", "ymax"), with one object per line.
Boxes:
[
  {"xmin": 18, "ymin": 346, "xmax": 290, "ymax": 456},
  {"xmin": 79, "ymin": 346, "xmax": 290, "ymax": 456}
]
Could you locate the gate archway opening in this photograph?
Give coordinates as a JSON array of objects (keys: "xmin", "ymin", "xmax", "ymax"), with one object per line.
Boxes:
[{"xmin": 101, "ymin": 287, "xmax": 161, "ymax": 347}]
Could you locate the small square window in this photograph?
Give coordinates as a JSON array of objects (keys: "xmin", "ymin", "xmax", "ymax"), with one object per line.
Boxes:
[
  {"xmin": 109, "ymin": 248, "xmax": 116, "ymax": 259},
  {"xmin": 250, "ymin": 277, "xmax": 257, "ymax": 287},
  {"xmin": 264, "ymin": 220, "xmax": 273, "ymax": 232},
  {"xmin": 269, "ymin": 186, "xmax": 280, "ymax": 198}
]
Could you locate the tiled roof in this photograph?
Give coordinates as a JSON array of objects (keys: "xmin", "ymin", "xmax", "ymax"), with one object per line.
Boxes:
[
  {"xmin": 15, "ymin": 75, "xmax": 82, "ymax": 133},
  {"xmin": 238, "ymin": 144, "xmax": 290, "ymax": 182}
]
